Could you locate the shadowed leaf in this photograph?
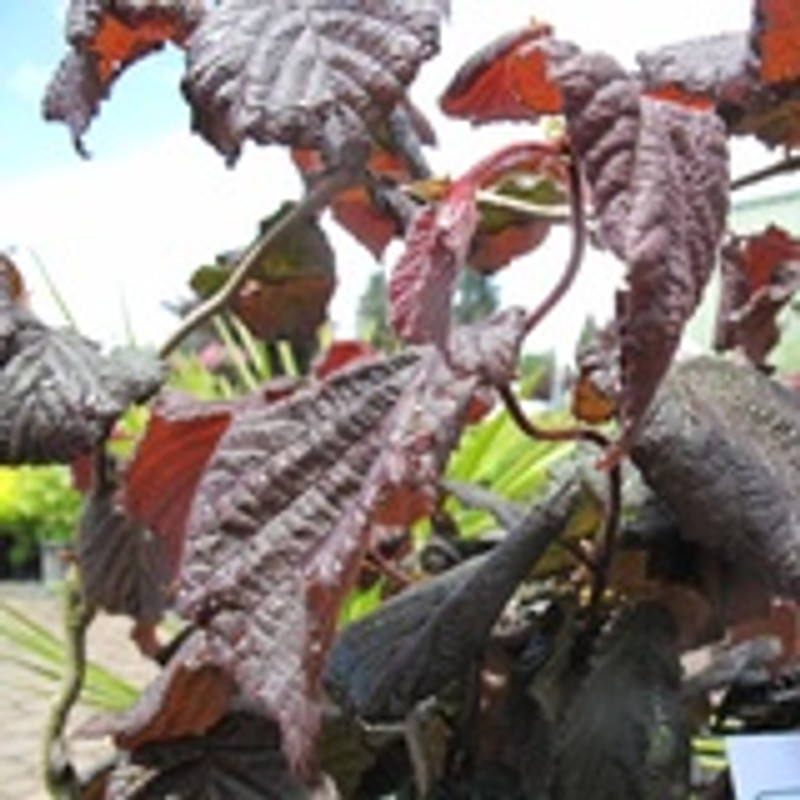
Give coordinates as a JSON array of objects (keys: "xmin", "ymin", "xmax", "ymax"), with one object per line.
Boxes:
[
  {"xmin": 86, "ymin": 628, "xmax": 234, "ymax": 751},
  {"xmin": 553, "ymin": 602, "xmax": 687, "ymax": 800},
  {"xmin": 79, "ymin": 460, "xmax": 170, "ymax": 624},
  {"xmin": 106, "ymin": 712, "xmax": 308, "ymax": 800},
  {"xmin": 292, "ymin": 103, "xmax": 435, "ymax": 259},
  {"xmin": 182, "ymin": 0, "xmax": 446, "ymax": 164},
  {"xmin": 325, "ymin": 474, "xmax": 582, "ymax": 720},
  {"xmin": 190, "ymin": 204, "xmax": 336, "ymax": 343},
  {"xmin": 632, "ymin": 356, "xmax": 800, "ymax": 597},
  {"xmin": 469, "ymin": 166, "xmax": 566, "ymax": 273}
]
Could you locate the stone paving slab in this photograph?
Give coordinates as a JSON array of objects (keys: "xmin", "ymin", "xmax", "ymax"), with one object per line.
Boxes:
[{"xmin": 0, "ymin": 582, "xmax": 157, "ymax": 799}]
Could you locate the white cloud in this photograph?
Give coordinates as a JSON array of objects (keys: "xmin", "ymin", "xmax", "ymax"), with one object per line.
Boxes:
[
  {"xmin": 0, "ymin": 0, "xmax": 762, "ymax": 362},
  {"xmin": 7, "ymin": 62, "xmax": 51, "ymax": 104}
]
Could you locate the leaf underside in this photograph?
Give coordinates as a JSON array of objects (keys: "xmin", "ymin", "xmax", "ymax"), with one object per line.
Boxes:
[
  {"xmin": 553, "ymin": 601, "xmax": 687, "ymax": 800},
  {"xmin": 79, "ymin": 470, "xmax": 170, "ymax": 624},
  {"xmin": 632, "ymin": 356, "xmax": 800, "ymax": 597},
  {"xmin": 550, "ymin": 45, "xmax": 728, "ymax": 453},
  {"xmin": 44, "ymin": 0, "xmax": 204, "ymax": 153}
]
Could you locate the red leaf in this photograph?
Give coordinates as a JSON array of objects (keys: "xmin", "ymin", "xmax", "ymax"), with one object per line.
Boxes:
[
  {"xmin": 757, "ymin": 0, "xmax": 800, "ymax": 84},
  {"xmin": 714, "ymin": 227, "xmax": 800, "ymax": 366},
  {"xmin": 132, "ymin": 312, "xmax": 524, "ymax": 772},
  {"xmin": 44, "ymin": 0, "xmax": 204, "ymax": 153},
  {"xmin": 123, "ymin": 393, "xmax": 234, "ymax": 575},
  {"xmin": 740, "ymin": 224, "xmax": 800, "ymax": 292},
  {"xmin": 292, "ymin": 105, "xmax": 435, "ymax": 259},
  {"xmin": 440, "ymin": 23, "xmax": 562, "ymax": 123},
  {"xmin": 85, "ymin": 629, "xmax": 234, "ymax": 750},
  {"xmin": 189, "ymin": 205, "xmax": 337, "ymax": 344},
  {"xmin": 389, "ymin": 180, "xmax": 478, "ymax": 346},
  {"xmin": 390, "ymin": 142, "xmax": 563, "ymax": 346},
  {"xmin": 0, "ymin": 252, "xmax": 26, "ymax": 302},
  {"xmin": 312, "ymin": 340, "xmax": 376, "ymax": 380}
]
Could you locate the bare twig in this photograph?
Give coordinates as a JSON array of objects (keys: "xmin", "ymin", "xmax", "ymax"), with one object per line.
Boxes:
[
  {"xmin": 731, "ymin": 154, "xmax": 800, "ymax": 192},
  {"xmin": 43, "ymin": 568, "xmax": 94, "ymax": 799},
  {"xmin": 498, "ymin": 384, "xmax": 608, "ymax": 450},
  {"xmin": 158, "ymin": 168, "xmax": 353, "ymax": 359}
]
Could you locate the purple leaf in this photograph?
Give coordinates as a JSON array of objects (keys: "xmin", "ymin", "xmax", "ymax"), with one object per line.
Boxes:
[
  {"xmin": 174, "ymin": 351, "xmax": 425, "ymax": 771},
  {"xmin": 79, "ymin": 459, "xmax": 170, "ymax": 624},
  {"xmin": 388, "ymin": 183, "xmax": 479, "ymax": 346},
  {"xmin": 42, "ymin": 51, "xmax": 107, "ymax": 157},
  {"xmin": 0, "ymin": 323, "xmax": 164, "ymax": 464},
  {"xmin": 632, "ymin": 356, "xmax": 800, "ymax": 598},
  {"xmin": 44, "ymin": 0, "xmax": 204, "ymax": 154},
  {"xmin": 553, "ymin": 602, "xmax": 686, "ymax": 799},
  {"xmin": 182, "ymin": 0, "xmax": 446, "ymax": 164},
  {"xmin": 550, "ymin": 45, "xmax": 728, "ymax": 457},
  {"xmin": 325, "ymin": 474, "xmax": 582, "ymax": 720},
  {"xmin": 127, "ymin": 311, "xmax": 525, "ymax": 772},
  {"xmin": 105, "ymin": 712, "xmax": 308, "ymax": 800},
  {"xmin": 615, "ymin": 98, "xmax": 728, "ymax": 452}
]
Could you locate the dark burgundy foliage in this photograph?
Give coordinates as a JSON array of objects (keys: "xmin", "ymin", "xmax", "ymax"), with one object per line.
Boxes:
[
  {"xmin": 87, "ymin": 627, "xmax": 234, "ymax": 750},
  {"xmin": 189, "ymin": 205, "xmax": 337, "ymax": 343},
  {"xmin": 632, "ymin": 356, "xmax": 800, "ymax": 597},
  {"xmin": 638, "ymin": 0, "xmax": 800, "ymax": 148},
  {"xmin": 25, "ymin": 0, "xmax": 800, "ymax": 796},
  {"xmin": 0, "ymin": 272, "xmax": 163, "ymax": 463},
  {"xmin": 440, "ymin": 23, "xmax": 562, "ymax": 123},
  {"xmin": 553, "ymin": 602, "xmax": 687, "ymax": 799},
  {"xmin": 44, "ymin": 0, "xmax": 204, "ymax": 154},
  {"xmin": 123, "ymin": 391, "xmax": 237, "ymax": 575},
  {"xmin": 389, "ymin": 180, "xmax": 478, "ymax": 346},
  {"xmin": 182, "ymin": 0, "xmax": 447, "ymax": 165},
  {"xmin": 105, "ymin": 712, "xmax": 307, "ymax": 800},
  {"xmin": 715, "ymin": 227, "xmax": 800, "ymax": 366},
  {"xmin": 325, "ymin": 474, "xmax": 582, "ymax": 720},
  {"xmin": 79, "ymin": 459, "xmax": 170, "ymax": 624},
  {"xmin": 550, "ymin": 46, "xmax": 729, "ymax": 455}
]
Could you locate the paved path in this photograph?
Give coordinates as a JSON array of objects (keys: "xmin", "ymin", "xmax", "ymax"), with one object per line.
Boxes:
[{"xmin": 0, "ymin": 582, "xmax": 158, "ymax": 799}]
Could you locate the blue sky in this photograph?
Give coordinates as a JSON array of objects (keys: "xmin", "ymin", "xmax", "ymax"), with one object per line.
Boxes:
[
  {"xmin": 0, "ymin": 1, "xmax": 189, "ymax": 182},
  {"xmin": 0, "ymin": 1, "xmax": 762, "ymax": 355}
]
